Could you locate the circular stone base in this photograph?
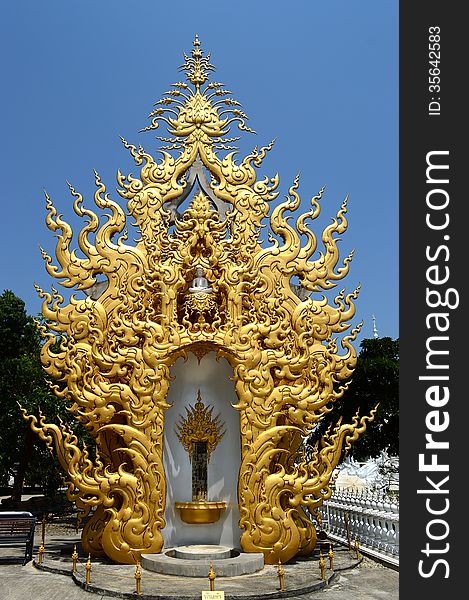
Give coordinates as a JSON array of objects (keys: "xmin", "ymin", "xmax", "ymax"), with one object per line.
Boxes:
[
  {"xmin": 141, "ymin": 545, "xmax": 265, "ymax": 577},
  {"xmin": 174, "ymin": 545, "xmax": 232, "ymax": 560}
]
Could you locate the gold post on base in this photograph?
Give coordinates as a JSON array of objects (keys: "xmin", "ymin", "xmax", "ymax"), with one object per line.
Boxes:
[
  {"xmin": 319, "ymin": 550, "xmax": 326, "ymax": 581},
  {"xmin": 328, "ymin": 544, "xmax": 334, "ymax": 570},
  {"xmin": 355, "ymin": 539, "xmax": 360, "ymax": 561},
  {"xmin": 208, "ymin": 562, "xmax": 216, "ymax": 591},
  {"xmin": 37, "ymin": 543, "xmax": 45, "ymax": 565},
  {"xmin": 277, "ymin": 560, "xmax": 285, "ymax": 591},
  {"xmin": 71, "ymin": 545, "xmax": 78, "ymax": 574},
  {"xmin": 38, "ymin": 514, "xmax": 46, "ymax": 564},
  {"xmin": 85, "ymin": 554, "xmax": 92, "ymax": 585},
  {"xmin": 134, "ymin": 560, "xmax": 142, "ymax": 595}
]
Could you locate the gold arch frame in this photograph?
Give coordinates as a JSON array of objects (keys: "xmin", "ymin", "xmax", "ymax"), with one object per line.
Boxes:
[{"xmin": 24, "ymin": 37, "xmax": 374, "ymax": 565}]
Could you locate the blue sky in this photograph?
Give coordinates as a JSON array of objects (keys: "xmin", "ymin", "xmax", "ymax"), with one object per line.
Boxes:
[{"xmin": 0, "ymin": 0, "xmax": 398, "ymax": 344}]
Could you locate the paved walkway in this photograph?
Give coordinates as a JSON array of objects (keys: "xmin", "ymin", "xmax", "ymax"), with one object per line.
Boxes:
[{"xmin": 0, "ymin": 536, "xmax": 398, "ymax": 600}]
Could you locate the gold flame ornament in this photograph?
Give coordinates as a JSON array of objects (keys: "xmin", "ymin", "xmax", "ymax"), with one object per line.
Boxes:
[
  {"xmin": 176, "ymin": 390, "xmax": 225, "ymax": 462},
  {"xmin": 23, "ymin": 36, "xmax": 375, "ymax": 565}
]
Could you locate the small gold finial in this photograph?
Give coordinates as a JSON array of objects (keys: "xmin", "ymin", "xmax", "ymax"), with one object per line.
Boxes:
[
  {"xmin": 181, "ymin": 34, "xmax": 212, "ymax": 90},
  {"xmin": 319, "ymin": 550, "xmax": 326, "ymax": 581},
  {"xmin": 38, "ymin": 542, "xmax": 45, "ymax": 565},
  {"xmin": 85, "ymin": 554, "xmax": 92, "ymax": 585},
  {"xmin": 328, "ymin": 543, "xmax": 334, "ymax": 570},
  {"xmin": 193, "ymin": 34, "xmax": 201, "ymax": 55},
  {"xmin": 71, "ymin": 544, "xmax": 79, "ymax": 574},
  {"xmin": 354, "ymin": 539, "xmax": 360, "ymax": 561},
  {"xmin": 208, "ymin": 561, "xmax": 216, "ymax": 591},
  {"xmin": 134, "ymin": 560, "xmax": 142, "ymax": 594},
  {"xmin": 277, "ymin": 560, "xmax": 285, "ymax": 591}
]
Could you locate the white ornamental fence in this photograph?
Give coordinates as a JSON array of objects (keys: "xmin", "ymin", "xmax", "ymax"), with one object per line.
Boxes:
[{"xmin": 319, "ymin": 489, "xmax": 399, "ymax": 567}]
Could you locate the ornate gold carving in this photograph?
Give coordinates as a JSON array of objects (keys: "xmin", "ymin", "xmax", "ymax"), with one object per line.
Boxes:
[
  {"xmin": 24, "ymin": 36, "xmax": 374, "ymax": 565},
  {"xmin": 175, "ymin": 391, "xmax": 225, "ymax": 462}
]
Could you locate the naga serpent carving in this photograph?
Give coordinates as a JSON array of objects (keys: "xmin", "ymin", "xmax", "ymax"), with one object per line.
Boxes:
[{"xmin": 24, "ymin": 36, "xmax": 375, "ymax": 564}]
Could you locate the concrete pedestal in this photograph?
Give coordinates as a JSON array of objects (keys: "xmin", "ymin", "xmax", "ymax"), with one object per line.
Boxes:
[{"xmin": 141, "ymin": 545, "xmax": 265, "ymax": 577}]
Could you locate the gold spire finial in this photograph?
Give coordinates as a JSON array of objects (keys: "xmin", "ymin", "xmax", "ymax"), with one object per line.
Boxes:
[
  {"xmin": 176, "ymin": 390, "xmax": 225, "ymax": 462},
  {"xmin": 141, "ymin": 37, "xmax": 255, "ymax": 140},
  {"xmin": 193, "ymin": 34, "xmax": 201, "ymax": 56},
  {"xmin": 181, "ymin": 34, "xmax": 213, "ymax": 90}
]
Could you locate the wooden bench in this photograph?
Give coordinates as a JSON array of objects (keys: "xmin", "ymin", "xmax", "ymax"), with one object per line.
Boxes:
[{"xmin": 0, "ymin": 511, "xmax": 36, "ymax": 565}]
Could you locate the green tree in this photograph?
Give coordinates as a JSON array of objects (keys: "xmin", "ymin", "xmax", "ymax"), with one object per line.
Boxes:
[
  {"xmin": 0, "ymin": 290, "xmax": 65, "ymax": 500},
  {"xmin": 308, "ymin": 336, "xmax": 399, "ymax": 461}
]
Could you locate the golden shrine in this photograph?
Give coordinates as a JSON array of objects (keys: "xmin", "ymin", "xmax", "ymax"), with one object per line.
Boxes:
[{"xmin": 24, "ymin": 37, "xmax": 374, "ymax": 566}]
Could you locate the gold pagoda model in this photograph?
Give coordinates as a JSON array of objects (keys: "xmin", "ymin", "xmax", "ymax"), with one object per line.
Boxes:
[{"xmin": 24, "ymin": 36, "xmax": 374, "ymax": 565}]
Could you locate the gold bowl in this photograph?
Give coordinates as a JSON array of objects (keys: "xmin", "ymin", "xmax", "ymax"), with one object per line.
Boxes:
[{"xmin": 175, "ymin": 501, "xmax": 227, "ymax": 524}]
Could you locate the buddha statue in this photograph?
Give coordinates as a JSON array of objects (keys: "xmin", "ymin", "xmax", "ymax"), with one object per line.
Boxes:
[{"xmin": 189, "ymin": 266, "xmax": 212, "ymax": 293}]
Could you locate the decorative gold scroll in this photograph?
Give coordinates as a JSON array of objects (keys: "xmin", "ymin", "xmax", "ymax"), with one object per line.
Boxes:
[{"xmin": 25, "ymin": 36, "xmax": 374, "ymax": 565}]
